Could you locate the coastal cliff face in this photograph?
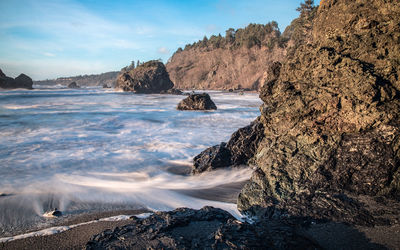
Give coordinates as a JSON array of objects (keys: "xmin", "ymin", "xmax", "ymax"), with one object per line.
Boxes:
[
  {"xmin": 237, "ymin": 0, "xmax": 400, "ymax": 223},
  {"xmin": 166, "ymin": 22, "xmax": 292, "ymax": 91},
  {"xmin": 166, "ymin": 45, "xmax": 286, "ymax": 90}
]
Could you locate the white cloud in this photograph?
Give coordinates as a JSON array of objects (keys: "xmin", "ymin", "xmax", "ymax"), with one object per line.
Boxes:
[
  {"xmin": 43, "ymin": 52, "xmax": 56, "ymax": 57},
  {"xmin": 157, "ymin": 47, "xmax": 169, "ymax": 55}
]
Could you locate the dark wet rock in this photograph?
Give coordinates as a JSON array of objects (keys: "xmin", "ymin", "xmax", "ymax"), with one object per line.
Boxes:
[
  {"xmin": 226, "ymin": 118, "xmax": 265, "ymax": 166},
  {"xmin": 0, "ymin": 70, "xmax": 33, "ymax": 89},
  {"xmin": 192, "ymin": 119, "xmax": 264, "ymax": 173},
  {"xmin": 67, "ymin": 81, "xmax": 80, "ymax": 88},
  {"xmin": 85, "ymin": 206, "xmax": 320, "ymax": 250},
  {"xmin": 116, "ymin": 60, "xmax": 174, "ymax": 93},
  {"xmin": 102, "ymin": 84, "xmax": 111, "ymax": 88},
  {"xmin": 193, "ymin": 143, "xmax": 231, "ymax": 173},
  {"xmin": 236, "ymin": 0, "xmax": 400, "ymax": 226},
  {"xmin": 160, "ymin": 88, "xmax": 183, "ymax": 95},
  {"xmin": 177, "ymin": 93, "xmax": 217, "ymax": 110}
]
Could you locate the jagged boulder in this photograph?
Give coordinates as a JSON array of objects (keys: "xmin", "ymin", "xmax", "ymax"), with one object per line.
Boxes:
[
  {"xmin": 192, "ymin": 119, "xmax": 264, "ymax": 173},
  {"xmin": 67, "ymin": 81, "xmax": 80, "ymax": 88},
  {"xmin": 237, "ymin": 0, "xmax": 400, "ymax": 225},
  {"xmin": 85, "ymin": 207, "xmax": 320, "ymax": 250},
  {"xmin": 177, "ymin": 93, "xmax": 217, "ymax": 110},
  {"xmin": 0, "ymin": 70, "xmax": 33, "ymax": 89},
  {"xmin": 116, "ymin": 60, "xmax": 174, "ymax": 93},
  {"xmin": 193, "ymin": 143, "xmax": 231, "ymax": 173}
]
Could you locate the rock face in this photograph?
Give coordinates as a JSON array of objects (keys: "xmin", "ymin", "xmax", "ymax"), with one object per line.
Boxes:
[
  {"xmin": 0, "ymin": 70, "xmax": 33, "ymax": 89},
  {"xmin": 67, "ymin": 81, "xmax": 80, "ymax": 88},
  {"xmin": 236, "ymin": 0, "xmax": 400, "ymax": 225},
  {"xmin": 116, "ymin": 60, "xmax": 174, "ymax": 93},
  {"xmin": 177, "ymin": 93, "xmax": 217, "ymax": 110},
  {"xmin": 167, "ymin": 46, "xmax": 286, "ymax": 91},
  {"xmin": 86, "ymin": 207, "xmax": 320, "ymax": 250},
  {"xmin": 193, "ymin": 119, "xmax": 264, "ymax": 173}
]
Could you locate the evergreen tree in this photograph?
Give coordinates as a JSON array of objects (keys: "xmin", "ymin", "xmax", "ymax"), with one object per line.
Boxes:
[{"xmin": 296, "ymin": 0, "xmax": 316, "ymax": 18}]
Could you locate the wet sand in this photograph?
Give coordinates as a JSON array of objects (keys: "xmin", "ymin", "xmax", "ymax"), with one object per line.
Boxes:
[
  {"xmin": 0, "ymin": 181, "xmax": 247, "ymax": 250},
  {"xmin": 0, "ymin": 209, "xmax": 147, "ymax": 250}
]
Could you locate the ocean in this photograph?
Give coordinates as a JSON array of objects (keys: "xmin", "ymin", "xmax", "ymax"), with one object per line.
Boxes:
[{"xmin": 0, "ymin": 86, "xmax": 261, "ymax": 237}]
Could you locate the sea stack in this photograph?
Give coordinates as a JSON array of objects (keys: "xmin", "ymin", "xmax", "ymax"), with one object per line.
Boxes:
[
  {"xmin": 116, "ymin": 60, "xmax": 174, "ymax": 94},
  {"xmin": 68, "ymin": 81, "xmax": 80, "ymax": 88},
  {"xmin": 0, "ymin": 69, "xmax": 33, "ymax": 89}
]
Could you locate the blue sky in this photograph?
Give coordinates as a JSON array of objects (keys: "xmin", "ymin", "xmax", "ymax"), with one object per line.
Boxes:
[{"xmin": 0, "ymin": 0, "xmax": 304, "ymax": 80}]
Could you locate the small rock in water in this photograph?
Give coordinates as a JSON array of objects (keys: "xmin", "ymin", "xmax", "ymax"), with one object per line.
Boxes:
[{"xmin": 43, "ymin": 208, "xmax": 62, "ymax": 218}]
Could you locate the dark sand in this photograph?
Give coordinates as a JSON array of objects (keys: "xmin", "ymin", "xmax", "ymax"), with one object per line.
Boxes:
[
  {"xmin": 0, "ymin": 181, "xmax": 247, "ymax": 250},
  {"xmin": 0, "ymin": 209, "xmax": 147, "ymax": 250},
  {"xmin": 1, "ymin": 183, "xmax": 399, "ymax": 250}
]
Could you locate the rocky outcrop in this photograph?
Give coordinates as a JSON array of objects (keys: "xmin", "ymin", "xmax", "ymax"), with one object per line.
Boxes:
[
  {"xmin": 116, "ymin": 60, "xmax": 174, "ymax": 93},
  {"xmin": 177, "ymin": 93, "xmax": 217, "ymax": 110},
  {"xmin": 86, "ymin": 206, "xmax": 320, "ymax": 250},
  {"xmin": 67, "ymin": 81, "xmax": 80, "ymax": 88},
  {"xmin": 0, "ymin": 70, "xmax": 33, "ymax": 89},
  {"xmin": 193, "ymin": 119, "xmax": 264, "ymax": 173},
  {"xmin": 236, "ymin": 0, "xmax": 400, "ymax": 225}
]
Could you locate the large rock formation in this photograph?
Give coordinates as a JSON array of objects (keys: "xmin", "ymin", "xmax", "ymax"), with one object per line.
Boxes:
[
  {"xmin": 177, "ymin": 93, "xmax": 217, "ymax": 110},
  {"xmin": 86, "ymin": 207, "xmax": 320, "ymax": 250},
  {"xmin": 116, "ymin": 60, "xmax": 174, "ymax": 93},
  {"xmin": 0, "ymin": 70, "xmax": 33, "ymax": 89},
  {"xmin": 236, "ymin": 0, "xmax": 400, "ymax": 224}
]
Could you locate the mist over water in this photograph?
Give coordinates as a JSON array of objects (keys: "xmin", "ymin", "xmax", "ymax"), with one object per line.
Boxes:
[{"xmin": 0, "ymin": 86, "xmax": 261, "ymax": 236}]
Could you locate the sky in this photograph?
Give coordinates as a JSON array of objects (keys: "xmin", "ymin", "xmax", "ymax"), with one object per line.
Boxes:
[{"xmin": 0, "ymin": 0, "xmax": 304, "ymax": 80}]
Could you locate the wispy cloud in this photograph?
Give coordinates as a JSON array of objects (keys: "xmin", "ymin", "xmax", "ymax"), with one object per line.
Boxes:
[
  {"xmin": 43, "ymin": 52, "xmax": 56, "ymax": 57},
  {"xmin": 157, "ymin": 47, "xmax": 169, "ymax": 55}
]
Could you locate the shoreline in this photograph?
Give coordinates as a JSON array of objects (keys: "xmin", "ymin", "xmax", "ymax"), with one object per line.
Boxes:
[
  {"xmin": 2, "ymin": 207, "xmax": 398, "ymax": 250},
  {"xmin": 0, "ymin": 209, "xmax": 146, "ymax": 250}
]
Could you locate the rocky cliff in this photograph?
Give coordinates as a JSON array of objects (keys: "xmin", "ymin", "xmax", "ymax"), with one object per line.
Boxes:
[
  {"xmin": 167, "ymin": 45, "xmax": 286, "ymax": 91},
  {"xmin": 115, "ymin": 60, "xmax": 174, "ymax": 93},
  {"xmin": 235, "ymin": 0, "xmax": 400, "ymax": 224},
  {"xmin": 166, "ymin": 23, "xmax": 289, "ymax": 91}
]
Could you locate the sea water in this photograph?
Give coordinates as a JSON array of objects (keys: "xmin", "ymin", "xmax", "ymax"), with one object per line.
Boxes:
[{"xmin": 0, "ymin": 86, "xmax": 261, "ymax": 236}]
